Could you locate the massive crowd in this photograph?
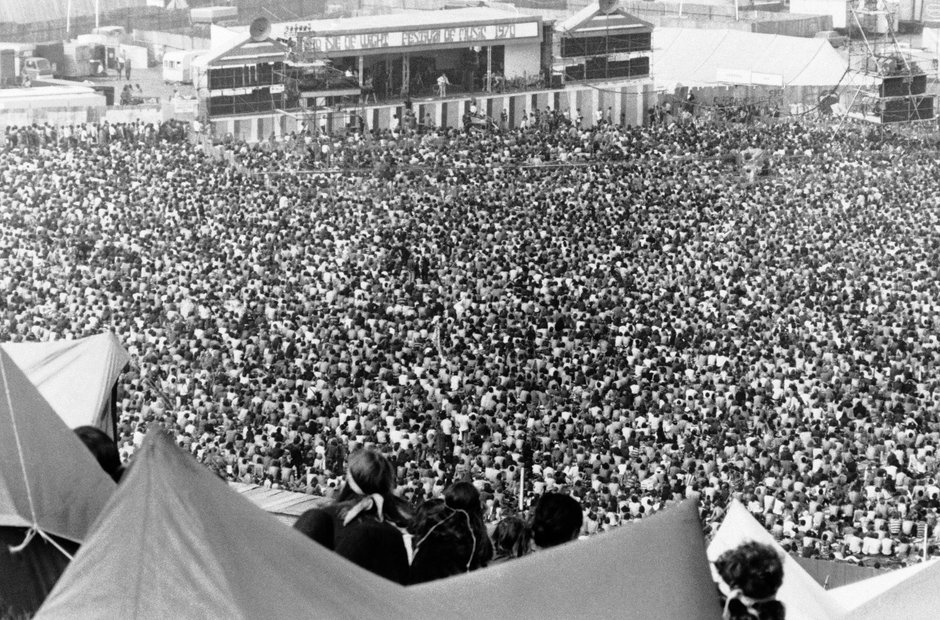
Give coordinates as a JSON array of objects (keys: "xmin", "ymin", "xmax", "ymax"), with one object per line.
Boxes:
[{"xmin": 3, "ymin": 110, "xmax": 940, "ymax": 571}]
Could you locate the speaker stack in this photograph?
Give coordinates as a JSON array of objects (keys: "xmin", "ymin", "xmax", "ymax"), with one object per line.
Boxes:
[{"xmin": 877, "ymin": 73, "xmax": 934, "ymax": 123}]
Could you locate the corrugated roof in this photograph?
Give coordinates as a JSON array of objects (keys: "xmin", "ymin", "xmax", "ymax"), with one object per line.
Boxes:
[
  {"xmin": 229, "ymin": 482, "xmax": 330, "ymax": 526},
  {"xmin": 204, "ymin": 36, "xmax": 288, "ymax": 68},
  {"xmin": 0, "ymin": 84, "xmax": 98, "ymax": 100},
  {"xmin": 559, "ymin": 1, "xmax": 652, "ymax": 35},
  {"xmin": 0, "ymin": 0, "xmax": 146, "ymax": 25}
]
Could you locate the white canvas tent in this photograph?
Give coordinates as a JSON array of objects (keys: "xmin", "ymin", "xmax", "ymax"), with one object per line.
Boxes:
[
  {"xmin": 653, "ymin": 28, "xmax": 857, "ymax": 89},
  {"xmin": 0, "ymin": 347, "xmax": 116, "ymax": 543},
  {"xmin": 37, "ymin": 429, "xmax": 724, "ymax": 620},
  {"xmin": 412, "ymin": 497, "xmax": 723, "ymax": 619},
  {"xmin": 35, "ymin": 431, "xmax": 453, "ymax": 620},
  {"xmin": 710, "ymin": 500, "xmax": 843, "ymax": 620},
  {"xmin": 1, "ymin": 332, "xmax": 130, "ymax": 438},
  {"xmin": 830, "ymin": 558, "xmax": 940, "ymax": 619},
  {"xmin": 0, "ymin": 347, "xmax": 116, "ymax": 616}
]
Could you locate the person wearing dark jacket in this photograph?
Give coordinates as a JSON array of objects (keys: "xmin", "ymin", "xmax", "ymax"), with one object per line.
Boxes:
[
  {"xmin": 409, "ymin": 482, "xmax": 494, "ymax": 583},
  {"xmin": 294, "ymin": 448, "xmax": 411, "ymax": 584}
]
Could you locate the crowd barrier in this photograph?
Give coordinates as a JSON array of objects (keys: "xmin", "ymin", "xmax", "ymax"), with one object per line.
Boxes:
[{"xmin": 208, "ymin": 82, "xmax": 657, "ymax": 143}]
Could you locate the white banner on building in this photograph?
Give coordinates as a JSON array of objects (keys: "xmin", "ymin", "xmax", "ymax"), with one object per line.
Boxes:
[{"xmin": 303, "ymin": 21, "xmax": 540, "ymax": 54}]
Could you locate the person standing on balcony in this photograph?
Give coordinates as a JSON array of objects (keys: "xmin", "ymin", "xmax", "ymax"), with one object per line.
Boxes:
[{"xmin": 437, "ymin": 73, "xmax": 450, "ymax": 98}]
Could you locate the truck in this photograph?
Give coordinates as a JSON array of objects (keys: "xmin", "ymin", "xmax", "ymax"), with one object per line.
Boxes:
[
  {"xmin": 34, "ymin": 41, "xmax": 109, "ymax": 80},
  {"xmin": 0, "ymin": 44, "xmax": 54, "ymax": 86},
  {"xmin": 19, "ymin": 56, "xmax": 54, "ymax": 82}
]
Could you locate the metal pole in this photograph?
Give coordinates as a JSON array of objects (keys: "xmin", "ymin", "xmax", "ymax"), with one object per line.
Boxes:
[
  {"xmin": 486, "ymin": 45, "xmax": 492, "ymax": 93},
  {"xmin": 924, "ymin": 520, "xmax": 929, "ymax": 562},
  {"xmin": 519, "ymin": 464, "xmax": 525, "ymax": 512}
]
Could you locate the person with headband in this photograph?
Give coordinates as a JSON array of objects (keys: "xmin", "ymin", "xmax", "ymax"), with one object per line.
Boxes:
[
  {"xmin": 294, "ymin": 448, "xmax": 413, "ymax": 584},
  {"xmin": 712, "ymin": 541, "xmax": 785, "ymax": 620}
]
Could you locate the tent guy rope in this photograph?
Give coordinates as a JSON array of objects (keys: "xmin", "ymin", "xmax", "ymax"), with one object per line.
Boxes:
[{"xmin": 2, "ymin": 355, "xmax": 74, "ymax": 561}]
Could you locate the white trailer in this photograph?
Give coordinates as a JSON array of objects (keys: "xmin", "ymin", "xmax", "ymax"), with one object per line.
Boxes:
[{"xmin": 163, "ymin": 49, "xmax": 205, "ymax": 84}]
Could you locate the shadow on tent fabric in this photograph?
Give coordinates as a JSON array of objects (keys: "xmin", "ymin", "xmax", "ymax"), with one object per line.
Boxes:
[{"xmin": 0, "ymin": 527, "xmax": 78, "ymax": 618}]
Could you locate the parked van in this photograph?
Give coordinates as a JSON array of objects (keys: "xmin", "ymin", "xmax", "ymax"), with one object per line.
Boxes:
[{"xmin": 20, "ymin": 56, "xmax": 54, "ymax": 81}]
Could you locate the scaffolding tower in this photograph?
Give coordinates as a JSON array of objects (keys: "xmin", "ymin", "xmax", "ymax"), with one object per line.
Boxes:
[{"xmin": 839, "ymin": 1, "xmax": 936, "ymax": 125}]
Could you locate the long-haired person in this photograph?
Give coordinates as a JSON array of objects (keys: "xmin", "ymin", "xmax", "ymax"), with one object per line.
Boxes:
[
  {"xmin": 294, "ymin": 448, "xmax": 412, "ymax": 584},
  {"xmin": 409, "ymin": 481, "xmax": 494, "ymax": 583}
]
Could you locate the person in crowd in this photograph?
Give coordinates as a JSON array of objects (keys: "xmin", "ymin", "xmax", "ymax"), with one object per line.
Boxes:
[
  {"xmin": 74, "ymin": 426, "xmax": 124, "ymax": 483},
  {"xmin": 490, "ymin": 516, "xmax": 530, "ymax": 564},
  {"xmin": 713, "ymin": 541, "xmax": 785, "ymax": 620},
  {"xmin": 294, "ymin": 448, "xmax": 411, "ymax": 584},
  {"xmin": 531, "ymin": 493, "xmax": 583, "ymax": 549},
  {"xmin": 3, "ymin": 111, "xmax": 940, "ymax": 572},
  {"xmin": 410, "ymin": 481, "xmax": 493, "ymax": 583}
]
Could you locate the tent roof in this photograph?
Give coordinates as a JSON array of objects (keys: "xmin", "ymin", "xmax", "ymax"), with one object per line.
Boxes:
[
  {"xmin": 793, "ymin": 555, "xmax": 888, "ymax": 589},
  {"xmin": 0, "ymin": 348, "xmax": 115, "ymax": 543},
  {"xmin": 709, "ymin": 500, "xmax": 842, "ymax": 620},
  {"xmin": 2, "ymin": 332, "xmax": 130, "ymax": 437},
  {"xmin": 411, "ymin": 497, "xmax": 722, "ymax": 620},
  {"xmin": 229, "ymin": 482, "xmax": 330, "ymax": 526},
  {"xmin": 36, "ymin": 431, "xmax": 452, "ymax": 620},
  {"xmin": 830, "ymin": 559, "xmax": 940, "ymax": 619},
  {"xmin": 653, "ymin": 27, "xmax": 850, "ymax": 89}
]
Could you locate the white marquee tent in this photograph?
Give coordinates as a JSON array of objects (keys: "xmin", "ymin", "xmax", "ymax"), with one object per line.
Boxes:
[
  {"xmin": 710, "ymin": 500, "xmax": 843, "ymax": 620},
  {"xmin": 830, "ymin": 557, "xmax": 940, "ymax": 619},
  {"xmin": 653, "ymin": 28, "xmax": 859, "ymax": 89},
  {"xmin": 1, "ymin": 332, "xmax": 130, "ymax": 438}
]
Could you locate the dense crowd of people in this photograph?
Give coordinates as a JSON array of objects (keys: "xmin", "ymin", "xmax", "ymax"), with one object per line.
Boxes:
[{"xmin": 3, "ymin": 110, "xmax": 940, "ymax": 574}]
